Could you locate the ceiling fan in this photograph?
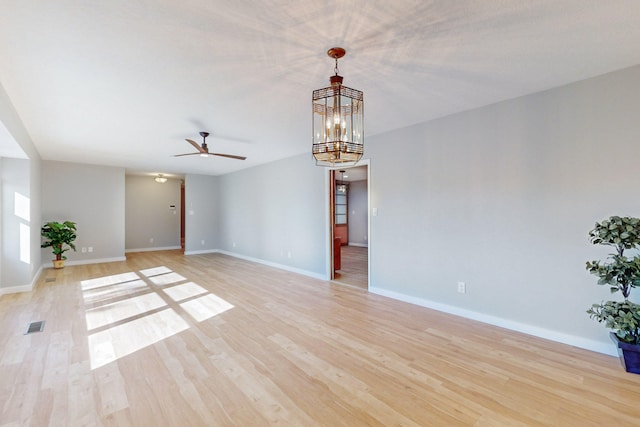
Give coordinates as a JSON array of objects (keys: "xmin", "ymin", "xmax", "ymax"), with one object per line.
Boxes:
[{"xmin": 174, "ymin": 131, "xmax": 246, "ymax": 160}]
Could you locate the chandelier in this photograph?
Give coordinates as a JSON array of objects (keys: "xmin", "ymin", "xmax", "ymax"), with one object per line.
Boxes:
[{"xmin": 312, "ymin": 47, "xmax": 364, "ymax": 166}]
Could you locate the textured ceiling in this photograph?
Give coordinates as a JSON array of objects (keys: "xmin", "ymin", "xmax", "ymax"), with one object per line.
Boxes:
[{"xmin": 1, "ymin": 1, "xmax": 639, "ymax": 177}]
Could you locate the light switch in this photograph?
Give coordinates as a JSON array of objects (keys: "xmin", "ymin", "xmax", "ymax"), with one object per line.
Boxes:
[{"xmin": 372, "ymin": 207, "xmax": 378, "ymax": 217}]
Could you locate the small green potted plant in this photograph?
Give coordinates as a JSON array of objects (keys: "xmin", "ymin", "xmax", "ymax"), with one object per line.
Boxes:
[
  {"xmin": 586, "ymin": 216, "xmax": 640, "ymax": 374},
  {"xmin": 41, "ymin": 221, "xmax": 77, "ymax": 268}
]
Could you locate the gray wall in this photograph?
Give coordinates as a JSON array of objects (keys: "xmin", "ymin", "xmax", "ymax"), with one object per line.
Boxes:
[
  {"xmin": 184, "ymin": 174, "xmax": 220, "ymax": 254},
  {"xmin": 125, "ymin": 175, "xmax": 181, "ymax": 251},
  {"xmin": 41, "ymin": 161, "xmax": 125, "ymax": 265},
  {"xmin": 348, "ymin": 179, "xmax": 368, "ymax": 247},
  {"xmin": 218, "ymin": 154, "xmax": 327, "ymax": 277},
  {"xmin": 366, "ymin": 65, "xmax": 640, "ymax": 354}
]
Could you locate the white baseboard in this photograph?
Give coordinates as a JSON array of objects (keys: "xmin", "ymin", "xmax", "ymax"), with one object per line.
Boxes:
[
  {"xmin": 348, "ymin": 243, "xmax": 368, "ymax": 248},
  {"xmin": 0, "ymin": 284, "xmax": 33, "ymax": 295},
  {"xmin": 42, "ymin": 256, "xmax": 127, "ymax": 269},
  {"xmin": 215, "ymin": 250, "xmax": 327, "ymax": 281},
  {"xmin": 125, "ymin": 246, "xmax": 181, "ymax": 253},
  {"xmin": 184, "ymin": 249, "xmax": 219, "ymax": 256},
  {"xmin": 369, "ymin": 286, "xmax": 617, "ymax": 357},
  {"xmin": 0, "ymin": 266, "xmax": 44, "ymax": 295}
]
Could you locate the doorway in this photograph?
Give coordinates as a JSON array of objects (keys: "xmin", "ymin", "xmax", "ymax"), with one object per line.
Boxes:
[{"xmin": 330, "ymin": 163, "xmax": 369, "ymax": 289}]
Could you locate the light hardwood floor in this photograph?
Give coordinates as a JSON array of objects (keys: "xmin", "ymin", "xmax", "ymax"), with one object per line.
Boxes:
[
  {"xmin": 334, "ymin": 245, "xmax": 368, "ymax": 289},
  {"xmin": 1, "ymin": 251, "xmax": 640, "ymax": 426}
]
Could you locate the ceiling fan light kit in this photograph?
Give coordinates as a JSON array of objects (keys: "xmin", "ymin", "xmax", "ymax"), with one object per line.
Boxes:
[
  {"xmin": 312, "ymin": 47, "xmax": 364, "ymax": 167},
  {"xmin": 154, "ymin": 174, "xmax": 167, "ymax": 183},
  {"xmin": 174, "ymin": 131, "xmax": 247, "ymax": 160}
]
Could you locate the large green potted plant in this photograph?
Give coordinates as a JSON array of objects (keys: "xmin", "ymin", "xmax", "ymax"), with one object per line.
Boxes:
[
  {"xmin": 41, "ymin": 221, "xmax": 77, "ymax": 269},
  {"xmin": 586, "ymin": 216, "xmax": 640, "ymax": 374}
]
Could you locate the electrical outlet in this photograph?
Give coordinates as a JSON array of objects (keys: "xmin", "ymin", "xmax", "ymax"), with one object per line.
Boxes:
[
  {"xmin": 457, "ymin": 281, "xmax": 466, "ymax": 294},
  {"xmin": 81, "ymin": 247, "xmax": 87, "ymax": 253},
  {"xmin": 287, "ymin": 251, "xmax": 292, "ymax": 259},
  {"xmin": 88, "ymin": 247, "xmax": 93, "ymax": 253},
  {"xmin": 201, "ymin": 240, "xmax": 205, "ymax": 245}
]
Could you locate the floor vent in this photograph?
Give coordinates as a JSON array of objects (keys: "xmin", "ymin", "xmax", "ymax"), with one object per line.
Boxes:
[
  {"xmin": 25, "ymin": 321, "xmax": 45, "ymax": 334},
  {"xmin": 45, "ymin": 278, "xmax": 56, "ymax": 283}
]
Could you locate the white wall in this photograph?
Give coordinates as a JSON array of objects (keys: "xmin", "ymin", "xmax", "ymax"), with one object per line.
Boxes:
[
  {"xmin": 41, "ymin": 161, "xmax": 125, "ymax": 265},
  {"xmin": 184, "ymin": 174, "xmax": 219, "ymax": 254},
  {"xmin": 0, "ymin": 80, "xmax": 41, "ymax": 293},
  {"xmin": 1, "ymin": 158, "xmax": 33, "ymax": 288},
  {"xmin": 366, "ymin": 65, "xmax": 640, "ymax": 354},
  {"xmin": 125, "ymin": 175, "xmax": 181, "ymax": 251},
  {"xmin": 218, "ymin": 154, "xmax": 327, "ymax": 277},
  {"xmin": 348, "ymin": 180, "xmax": 368, "ymax": 246}
]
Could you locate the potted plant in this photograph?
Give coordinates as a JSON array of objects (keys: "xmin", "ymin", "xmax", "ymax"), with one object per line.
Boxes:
[
  {"xmin": 586, "ymin": 216, "xmax": 640, "ymax": 374},
  {"xmin": 41, "ymin": 221, "xmax": 77, "ymax": 269}
]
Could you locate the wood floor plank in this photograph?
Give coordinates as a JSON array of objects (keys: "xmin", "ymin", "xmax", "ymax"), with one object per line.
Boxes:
[{"xmin": 1, "ymin": 250, "xmax": 640, "ymax": 426}]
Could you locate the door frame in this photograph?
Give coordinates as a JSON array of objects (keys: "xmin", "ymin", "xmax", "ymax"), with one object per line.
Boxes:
[
  {"xmin": 325, "ymin": 159, "xmax": 370, "ymax": 287},
  {"xmin": 180, "ymin": 180, "xmax": 185, "ymax": 252}
]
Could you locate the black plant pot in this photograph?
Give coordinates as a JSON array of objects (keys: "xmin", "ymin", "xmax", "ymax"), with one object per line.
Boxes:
[{"xmin": 610, "ymin": 332, "xmax": 640, "ymax": 374}]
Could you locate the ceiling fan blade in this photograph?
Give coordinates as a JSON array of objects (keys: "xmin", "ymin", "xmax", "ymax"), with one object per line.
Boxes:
[
  {"xmin": 185, "ymin": 138, "xmax": 205, "ymax": 152},
  {"xmin": 210, "ymin": 152, "xmax": 247, "ymax": 160},
  {"xmin": 173, "ymin": 152, "xmax": 201, "ymax": 157}
]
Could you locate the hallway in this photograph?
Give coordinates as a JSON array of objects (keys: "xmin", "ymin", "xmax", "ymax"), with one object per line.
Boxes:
[{"xmin": 334, "ymin": 245, "xmax": 367, "ymax": 289}]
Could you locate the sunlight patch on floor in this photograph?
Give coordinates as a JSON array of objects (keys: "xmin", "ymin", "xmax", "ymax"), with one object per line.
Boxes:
[
  {"xmin": 180, "ymin": 294, "xmax": 234, "ymax": 322},
  {"xmin": 138, "ymin": 266, "xmax": 173, "ymax": 277},
  {"xmin": 85, "ymin": 292, "xmax": 167, "ymax": 330},
  {"xmin": 81, "ymin": 272, "xmax": 140, "ymax": 291},
  {"xmin": 88, "ymin": 308, "xmax": 189, "ymax": 369},
  {"xmin": 81, "ymin": 266, "xmax": 234, "ymax": 370},
  {"xmin": 147, "ymin": 272, "xmax": 187, "ymax": 287},
  {"xmin": 82, "ymin": 279, "xmax": 149, "ymax": 305},
  {"xmin": 162, "ymin": 282, "xmax": 208, "ymax": 302}
]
